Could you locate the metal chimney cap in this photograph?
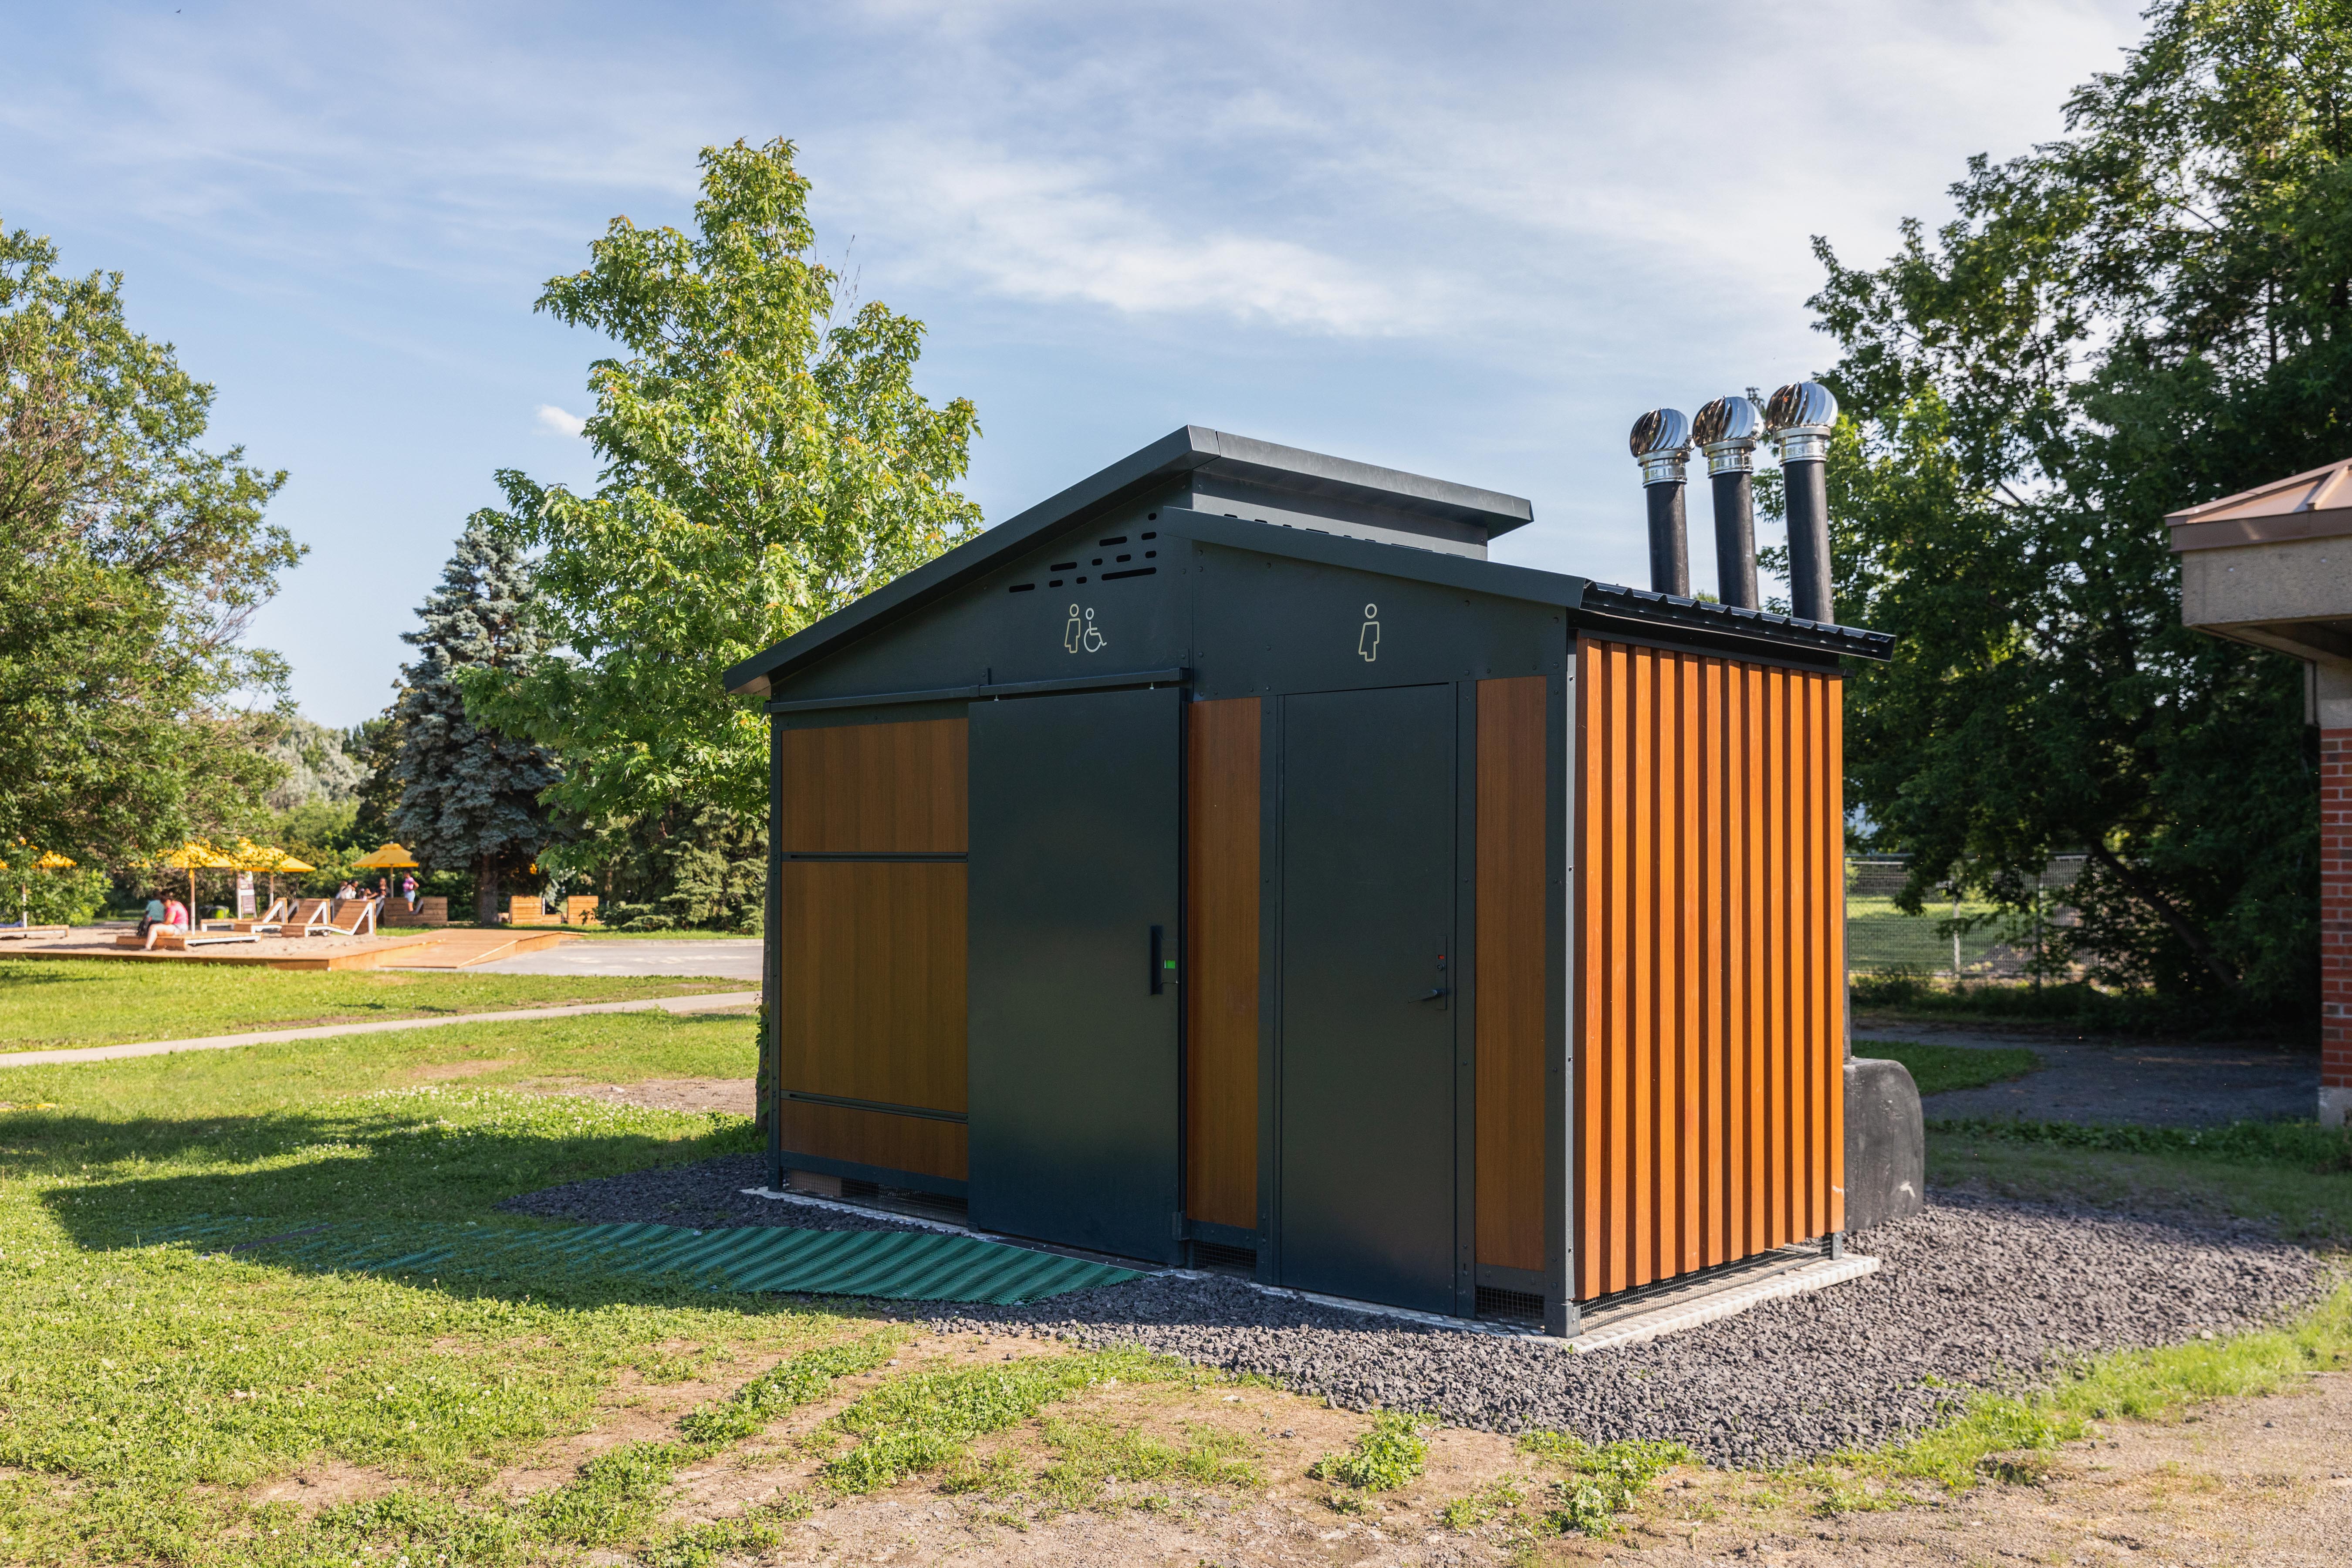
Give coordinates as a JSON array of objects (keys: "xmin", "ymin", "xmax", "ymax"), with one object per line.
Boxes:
[
  {"xmin": 1693, "ymin": 395, "xmax": 1763, "ymax": 475},
  {"xmin": 1765, "ymin": 380, "xmax": 1838, "ymax": 433},
  {"xmin": 1629, "ymin": 408, "xmax": 1690, "ymax": 486},
  {"xmin": 1693, "ymin": 395, "xmax": 1763, "ymax": 449}
]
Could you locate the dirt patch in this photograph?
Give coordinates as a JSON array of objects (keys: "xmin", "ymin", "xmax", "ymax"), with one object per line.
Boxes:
[
  {"xmin": 247, "ymin": 1460, "xmax": 400, "ymax": 1512},
  {"xmin": 407, "ymin": 1058, "xmax": 519, "ymax": 1081},
  {"xmin": 515, "ymin": 1078, "xmax": 754, "ymax": 1115},
  {"xmin": 635, "ymin": 1337, "xmax": 2352, "ymax": 1566}
]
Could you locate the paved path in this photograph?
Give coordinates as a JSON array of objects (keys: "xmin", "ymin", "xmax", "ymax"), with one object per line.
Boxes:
[
  {"xmin": 441, "ymin": 939, "xmax": 760, "ymax": 980},
  {"xmin": 1853, "ymin": 1022, "xmax": 2319, "ymax": 1126},
  {"xmin": 0, "ymin": 991, "xmax": 758, "ymax": 1070}
]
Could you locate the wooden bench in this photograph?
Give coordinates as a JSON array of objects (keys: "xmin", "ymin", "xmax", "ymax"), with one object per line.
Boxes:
[
  {"xmin": 382, "ymin": 896, "xmax": 449, "ymax": 927},
  {"xmin": 509, "ymin": 895, "xmax": 599, "ymax": 926},
  {"xmin": 115, "ymin": 928, "xmax": 260, "ymax": 951},
  {"xmin": 0, "ymin": 925, "xmax": 69, "ymax": 942}
]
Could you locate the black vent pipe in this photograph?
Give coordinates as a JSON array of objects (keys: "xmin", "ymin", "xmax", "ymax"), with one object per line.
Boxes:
[
  {"xmin": 1692, "ymin": 395, "xmax": 1762, "ymax": 609},
  {"xmin": 1767, "ymin": 381, "xmax": 1838, "ymax": 624},
  {"xmin": 1628, "ymin": 408, "xmax": 1690, "ymax": 596}
]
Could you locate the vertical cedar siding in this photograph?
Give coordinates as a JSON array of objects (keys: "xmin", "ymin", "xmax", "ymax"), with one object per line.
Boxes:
[
  {"xmin": 1474, "ymin": 676, "xmax": 1548, "ymax": 1273},
  {"xmin": 1184, "ymin": 698, "xmax": 1260, "ymax": 1230},
  {"xmin": 774, "ymin": 718, "xmax": 970, "ymax": 1183},
  {"xmin": 1574, "ymin": 638, "xmax": 1845, "ymax": 1301}
]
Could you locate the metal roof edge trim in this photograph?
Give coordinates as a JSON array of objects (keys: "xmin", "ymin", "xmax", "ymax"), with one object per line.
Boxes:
[
  {"xmin": 2163, "ymin": 455, "xmax": 2352, "ymax": 524},
  {"xmin": 1575, "ymin": 582, "xmax": 1897, "ymax": 661},
  {"xmin": 1159, "ymin": 508, "xmax": 1585, "ymax": 607},
  {"xmin": 1196, "ymin": 429, "xmax": 1534, "ymax": 535}
]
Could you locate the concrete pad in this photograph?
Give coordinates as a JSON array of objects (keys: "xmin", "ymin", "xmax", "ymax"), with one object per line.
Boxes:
[{"xmin": 453, "ymin": 939, "xmax": 761, "ymax": 980}]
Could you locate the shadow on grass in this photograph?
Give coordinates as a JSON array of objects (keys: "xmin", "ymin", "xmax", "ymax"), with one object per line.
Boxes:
[{"xmin": 13, "ymin": 1090, "xmax": 764, "ymax": 1308}]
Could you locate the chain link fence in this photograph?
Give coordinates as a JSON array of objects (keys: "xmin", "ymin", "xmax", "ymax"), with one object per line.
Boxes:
[{"xmin": 1845, "ymin": 855, "xmax": 2087, "ymax": 981}]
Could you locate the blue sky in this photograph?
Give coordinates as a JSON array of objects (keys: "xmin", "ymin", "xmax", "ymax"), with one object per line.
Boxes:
[{"xmin": 4, "ymin": 0, "xmax": 2149, "ymax": 726}]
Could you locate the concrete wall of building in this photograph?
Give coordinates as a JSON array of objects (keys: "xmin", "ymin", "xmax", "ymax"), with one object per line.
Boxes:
[{"xmin": 2180, "ymin": 536, "xmax": 2352, "ymax": 628}]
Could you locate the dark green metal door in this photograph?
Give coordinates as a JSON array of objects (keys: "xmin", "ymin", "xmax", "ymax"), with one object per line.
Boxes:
[
  {"xmin": 967, "ymin": 685, "xmax": 1184, "ymax": 1264},
  {"xmin": 1277, "ymin": 683, "xmax": 1456, "ymax": 1311}
]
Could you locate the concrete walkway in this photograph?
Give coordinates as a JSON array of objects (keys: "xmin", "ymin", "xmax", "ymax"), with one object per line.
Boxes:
[
  {"xmin": 448, "ymin": 939, "xmax": 760, "ymax": 980},
  {"xmin": 1854, "ymin": 1022, "xmax": 2319, "ymax": 1126},
  {"xmin": 0, "ymin": 991, "xmax": 758, "ymax": 1070}
]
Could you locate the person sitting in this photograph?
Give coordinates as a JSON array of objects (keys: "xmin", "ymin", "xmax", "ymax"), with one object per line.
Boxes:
[
  {"xmin": 161, "ymin": 897, "xmax": 189, "ymax": 933},
  {"xmin": 138, "ymin": 895, "xmax": 166, "ymax": 938},
  {"xmin": 337, "ymin": 880, "xmax": 358, "ymax": 901}
]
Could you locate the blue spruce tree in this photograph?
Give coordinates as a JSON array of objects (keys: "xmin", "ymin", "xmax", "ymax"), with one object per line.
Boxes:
[{"xmin": 389, "ymin": 516, "xmax": 560, "ymax": 923}]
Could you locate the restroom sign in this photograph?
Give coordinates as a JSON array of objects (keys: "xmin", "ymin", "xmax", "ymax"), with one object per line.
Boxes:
[
  {"xmin": 1063, "ymin": 604, "xmax": 1109, "ymax": 655},
  {"xmin": 1358, "ymin": 602, "xmax": 1380, "ymax": 662}
]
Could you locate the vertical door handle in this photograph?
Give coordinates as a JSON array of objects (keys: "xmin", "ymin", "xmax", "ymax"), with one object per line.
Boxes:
[{"xmin": 1149, "ymin": 924, "xmax": 1166, "ymax": 995}]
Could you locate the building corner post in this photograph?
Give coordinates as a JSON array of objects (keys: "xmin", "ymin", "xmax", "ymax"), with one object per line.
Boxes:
[
  {"xmin": 764, "ymin": 713, "xmax": 787, "ymax": 1191},
  {"xmin": 1544, "ymin": 654, "xmax": 1581, "ymax": 1339}
]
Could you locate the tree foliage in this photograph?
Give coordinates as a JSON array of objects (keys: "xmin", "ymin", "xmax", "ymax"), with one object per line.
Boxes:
[
  {"xmin": 0, "ymin": 225, "xmax": 300, "ymax": 861},
  {"xmin": 1812, "ymin": 0, "xmax": 2351, "ymax": 1015},
  {"xmin": 387, "ymin": 518, "xmax": 559, "ymax": 923},
  {"xmin": 467, "ymin": 139, "xmax": 983, "ymax": 821}
]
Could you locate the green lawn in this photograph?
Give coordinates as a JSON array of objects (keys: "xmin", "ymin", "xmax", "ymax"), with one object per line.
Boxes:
[
  {"xmin": 1, "ymin": 1006, "xmax": 2347, "ymax": 1565},
  {"xmin": 1853, "ymin": 1040, "xmax": 2042, "ymax": 1096},
  {"xmin": 0, "ymin": 960, "xmax": 740, "ymax": 1051}
]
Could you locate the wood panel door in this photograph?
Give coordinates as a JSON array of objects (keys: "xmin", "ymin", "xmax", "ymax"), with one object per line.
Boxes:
[{"xmin": 966, "ymin": 686, "xmax": 1185, "ymax": 1264}]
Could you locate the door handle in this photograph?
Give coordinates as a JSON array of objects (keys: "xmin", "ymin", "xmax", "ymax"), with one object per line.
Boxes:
[
  {"xmin": 1150, "ymin": 925, "xmax": 1174, "ymax": 995},
  {"xmin": 1410, "ymin": 950, "xmax": 1449, "ymax": 1010}
]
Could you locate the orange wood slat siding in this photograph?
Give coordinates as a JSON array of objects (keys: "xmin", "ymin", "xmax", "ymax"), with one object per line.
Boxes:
[
  {"xmin": 1475, "ymin": 676, "xmax": 1548, "ymax": 1273},
  {"xmin": 1573, "ymin": 639, "xmax": 1846, "ymax": 1301},
  {"xmin": 775, "ymin": 717, "xmax": 971, "ymax": 1184},
  {"xmin": 1185, "ymin": 698, "xmax": 1261, "ymax": 1230}
]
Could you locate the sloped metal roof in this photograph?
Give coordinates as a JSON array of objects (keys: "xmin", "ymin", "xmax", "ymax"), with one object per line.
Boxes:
[{"xmin": 2165, "ymin": 456, "xmax": 2352, "ymax": 551}]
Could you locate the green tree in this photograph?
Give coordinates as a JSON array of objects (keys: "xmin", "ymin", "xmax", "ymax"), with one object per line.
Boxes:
[
  {"xmin": 466, "ymin": 138, "xmax": 983, "ymax": 821},
  {"xmin": 1810, "ymin": 0, "xmax": 2342, "ymax": 1016},
  {"xmin": 388, "ymin": 519, "xmax": 559, "ymax": 923},
  {"xmin": 0, "ymin": 226, "xmax": 301, "ymax": 862}
]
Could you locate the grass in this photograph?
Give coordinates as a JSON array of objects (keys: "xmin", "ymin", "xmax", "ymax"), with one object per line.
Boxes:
[
  {"xmin": 1795, "ymin": 1278, "xmax": 2352, "ymax": 1514},
  {"xmin": 3, "ymin": 963, "xmax": 2348, "ymax": 1565},
  {"xmin": 0, "ymin": 1007, "xmax": 1277, "ymax": 1564},
  {"xmin": 0, "ymin": 958, "xmax": 740, "ymax": 1051},
  {"xmin": 818, "ymin": 1347, "xmax": 1203, "ymax": 1493},
  {"xmin": 0, "ymin": 1013, "xmax": 821, "ymax": 1565},
  {"xmin": 1308, "ymin": 1408, "xmax": 1429, "ymax": 1491},
  {"xmin": 1852, "ymin": 1040, "xmax": 2042, "ymax": 1096},
  {"xmin": 1927, "ymin": 1122, "xmax": 2352, "ymax": 1243}
]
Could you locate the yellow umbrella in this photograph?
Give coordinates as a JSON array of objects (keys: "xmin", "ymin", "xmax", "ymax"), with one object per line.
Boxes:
[
  {"xmin": 153, "ymin": 840, "xmax": 238, "ymax": 920},
  {"xmin": 351, "ymin": 843, "xmax": 421, "ymax": 905}
]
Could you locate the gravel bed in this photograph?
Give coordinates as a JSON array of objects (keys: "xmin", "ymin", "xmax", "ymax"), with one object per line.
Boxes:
[{"xmin": 505, "ymin": 1158, "xmax": 2327, "ymax": 1465}]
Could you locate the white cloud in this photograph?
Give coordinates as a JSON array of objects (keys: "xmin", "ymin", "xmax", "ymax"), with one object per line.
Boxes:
[{"xmin": 535, "ymin": 404, "xmax": 586, "ymax": 438}]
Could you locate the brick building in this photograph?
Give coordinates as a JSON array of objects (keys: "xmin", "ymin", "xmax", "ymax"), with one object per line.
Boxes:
[{"xmin": 2166, "ymin": 463, "xmax": 2352, "ymax": 1123}]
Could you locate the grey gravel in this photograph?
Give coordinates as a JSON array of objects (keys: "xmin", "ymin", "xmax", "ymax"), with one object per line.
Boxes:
[{"xmin": 503, "ymin": 1158, "xmax": 2326, "ymax": 1465}]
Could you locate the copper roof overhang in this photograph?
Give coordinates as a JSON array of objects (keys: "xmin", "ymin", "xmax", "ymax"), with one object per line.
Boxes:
[{"xmin": 2166, "ymin": 457, "xmax": 2352, "ymax": 551}]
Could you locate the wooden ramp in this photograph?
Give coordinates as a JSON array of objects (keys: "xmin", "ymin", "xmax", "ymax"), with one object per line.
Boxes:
[{"xmin": 382, "ymin": 930, "xmax": 581, "ymax": 969}]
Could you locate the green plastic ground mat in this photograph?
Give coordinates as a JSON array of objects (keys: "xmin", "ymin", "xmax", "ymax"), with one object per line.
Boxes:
[{"xmin": 127, "ymin": 1217, "xmax": 1145, "ymax": 1304}]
